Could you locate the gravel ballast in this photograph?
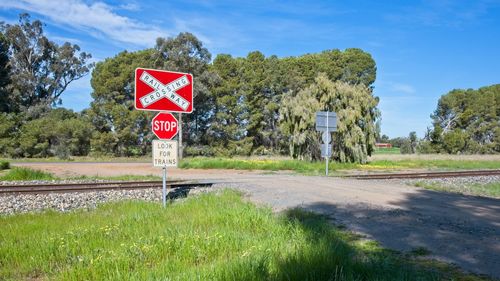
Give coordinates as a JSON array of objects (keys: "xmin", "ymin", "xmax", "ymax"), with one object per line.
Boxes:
[
  {"xmin": 402, "ymin": 175, "xmax": 500, "ymax": 187},
  {"xmin": 0, "ymin": 180, "xmax": 223, "ymax": 215}
]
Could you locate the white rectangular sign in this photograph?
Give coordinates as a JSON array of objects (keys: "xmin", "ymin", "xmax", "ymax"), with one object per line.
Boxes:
[
  {"xmin": 316, "ymin": 111, "xmax": 337, "ymax": 132},
  {"xmin": 152, "ymin": 140, "xmax": 178, "ymax": 167}
]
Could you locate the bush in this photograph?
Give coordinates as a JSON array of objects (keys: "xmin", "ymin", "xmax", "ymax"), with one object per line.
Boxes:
[
  {"xmin": 416, "ymin": 141, "xmax": 436, "ymax": 154},
  {"xmin": 0, "ymin": 160, "xmax": 10, "ymax": 170},
  {"xmin": 184, "ymin": 145, "xmax": 215, "ymax": 157},
  {"xmin": 0, "ymin": 167, "xmax": 56, "ymax": 181}
]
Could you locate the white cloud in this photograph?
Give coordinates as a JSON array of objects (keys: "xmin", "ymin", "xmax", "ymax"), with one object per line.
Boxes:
[
  {"xmin": 390, "ymin": 83, "xmax": 416, "ymax": 94},
  {"xmin": 0, "ymin": 0, "xmax": 168, "ymax": 47},
  {"xmin": 119, "ymin": 2, "xmax": 141, "ymax": 12}
]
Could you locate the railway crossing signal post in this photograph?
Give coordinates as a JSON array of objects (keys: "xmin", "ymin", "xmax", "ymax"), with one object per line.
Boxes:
[
  {"xmin": 135, "ymin": 67, "xmax": 193, "ymax": 207},
  {"xmin": 316, "ymin": 111, "xmax": 337, "ymax": 176}
]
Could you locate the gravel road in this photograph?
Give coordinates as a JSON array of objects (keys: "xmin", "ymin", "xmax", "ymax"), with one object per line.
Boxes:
[{"xmin": 10, "ymin": 162, "xmax": 500, "ymax": 278}]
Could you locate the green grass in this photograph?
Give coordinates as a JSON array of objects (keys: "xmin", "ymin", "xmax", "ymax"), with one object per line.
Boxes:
[
  {"xmin": 1, "ymin": 190, "xmax": 490, "ymax": 281},
  {"xmin": 7, "ymin": 156, "xmax": 150, "ymax": 163},
  {"xmin": 373, "ymin": 147, "xmax": 401, "ymax": 154},
  {"xmin": 180, "ymin": 157, "xmax": 356, "ymax": 174},
  {"xmin": 0, "ymin": 160, "xmax": 10, "ymax": 170},
  {"xmin": 414, "ymin": 181, "xmax": 500, "ymax": 198},
  {"xmin": 69, "ymin": 174, "xmax": 162, "ymax": 181},
  {"xmin": 0, "ymin": 167, "xmax": 58, "ymax": 181},
  {"xmin": 0, "ymin": 167, "xmax": 161, "ymax": 182},
  {"xmin": 180, "ymin": 157, "xmax": 500, "ymax": 174}
]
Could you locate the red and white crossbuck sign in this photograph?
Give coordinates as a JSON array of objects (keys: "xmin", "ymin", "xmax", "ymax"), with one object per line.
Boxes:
[{"xmin": 135, "ymin": 68, "xmax": 193, "ymax": 113}]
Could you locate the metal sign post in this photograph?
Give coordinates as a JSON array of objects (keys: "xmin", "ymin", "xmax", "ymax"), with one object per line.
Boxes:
[
  {"xmin": 316, "ymin": 111, "xmax": 337, "ymax": 176},
  {"xmin": 153, "ymin": 140, "xmax": 178, "ymax": 207},
  {"xmin": 162, "ymin": 167, "xmax": 167, "ymax": 207},
  {"xmin": 325, "ymin": 111, "xmax": 328, "ymax": 176}
]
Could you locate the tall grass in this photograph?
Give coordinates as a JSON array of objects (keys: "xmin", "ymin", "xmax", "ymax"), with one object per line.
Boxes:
[
  {"xmin": 0, "ymin": 167, "xmax": 57, "ymax": 181},
  {"xmin": 180, "ymin": 157, "xmax": 500, "ymax": 174},
  {"xmin": 0, "ymin": 160, "xmax": 10, "ymax": 170},
  {"xmin": 373, "ymin": 147, "xmax": 401, "ymax": 155},
  {"xmin": 0, "ymin": 190, "xmax": 469, "ymax": 280}
]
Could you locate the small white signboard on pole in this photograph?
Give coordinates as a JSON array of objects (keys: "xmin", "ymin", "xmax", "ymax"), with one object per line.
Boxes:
[
  {"xmin": 152, "ymin": 140, "xmax": 178, "ymax": 207},
  {"xmin": 153, "ymin": 140, "xmax": 178, "ymax": 167}
]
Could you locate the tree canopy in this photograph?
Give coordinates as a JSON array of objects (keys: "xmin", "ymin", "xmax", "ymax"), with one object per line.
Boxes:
[
  {"xmin": 421, "ymin": 84, "xmax": 500, "ymax": 154},
  {"xmin": 0, "ymin": 14, "xmax": 93, "ymax": 114}
]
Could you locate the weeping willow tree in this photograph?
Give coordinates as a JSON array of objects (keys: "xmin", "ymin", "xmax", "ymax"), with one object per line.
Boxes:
[{"xmin": 280, "ymin": 73, "xmax": 379, "ymax": 163}]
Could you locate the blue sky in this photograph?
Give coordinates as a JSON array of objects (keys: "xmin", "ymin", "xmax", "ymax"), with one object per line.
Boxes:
[{"xmin": 1, "ymin": 0, "xmax": 499, "ymax": 138}]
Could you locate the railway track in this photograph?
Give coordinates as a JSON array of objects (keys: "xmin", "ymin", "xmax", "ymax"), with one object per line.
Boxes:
[
  {"xmin": 0, "ymin": 180, "xmax": 213, "ymax": 195},
  {"xmin": 348, "ymin": 169, "xmax": 500, "ymax": 180}
]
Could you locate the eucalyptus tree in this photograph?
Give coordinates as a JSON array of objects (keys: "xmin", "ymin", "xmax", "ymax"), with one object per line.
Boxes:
[{"xmin": 0, "ymin": 13, "xmax": 93, "ymax": 115}]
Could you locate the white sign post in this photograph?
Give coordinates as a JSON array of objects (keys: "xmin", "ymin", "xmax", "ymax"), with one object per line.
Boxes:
[
  {"xmin": 153, "ymin": 140, "xmax": 178, "ymax": 207},
  {"xmin": 316, "ymin": 111, "xmax": 337, "ymax": 176}
]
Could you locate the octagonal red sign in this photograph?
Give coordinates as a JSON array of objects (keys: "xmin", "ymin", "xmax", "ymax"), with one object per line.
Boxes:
[{"xmin": 152, "ymin": 113, "xmax": 178, "ymax": 140}]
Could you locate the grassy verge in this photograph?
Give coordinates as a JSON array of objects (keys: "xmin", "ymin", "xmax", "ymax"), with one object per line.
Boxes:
[
  {"xmin": 0, "ymin": 160, "xmax": 10, "ymax": 170},
  {"xmin": 373, "ymin": 147, "xmax": 401, "ymax": 154},
  {"xmin": 414, "ymin": 181, "xmax": 500, "ymax": 198},
  {"xmin": 69, "ymin": 174, "xmax": 162, "ymax": 181},
  {"xmin": 180, "ymin": 157, "xmax": 500, "ymax": 174},
  {"xmin": 7, "ymin": 156, "xmax": 150, "ymax": 163},
  {"xmin": 0, "ymin": 167, "xmax": 161, "ymax": 182},
  {"xmin": 0, "ymin": 190, "xmax": 489, "ymax": 281},
  {"xmin": 0, "ymin": 167, "xmax": 58, "ymax": 181}
]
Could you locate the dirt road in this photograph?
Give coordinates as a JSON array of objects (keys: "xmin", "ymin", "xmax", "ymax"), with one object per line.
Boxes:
[{"xmin": 14, "ymin": 162, "xmax": 500, "ymax": 278}]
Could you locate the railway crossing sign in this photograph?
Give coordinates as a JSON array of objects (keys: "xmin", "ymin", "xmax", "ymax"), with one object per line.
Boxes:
[
  {"xmin": 152, "ymin": 112, "xmax": 178, "ymax": 140},
  {"xmin": 135, "ymin": 68, "xmax": 193, "ymax": 113}
]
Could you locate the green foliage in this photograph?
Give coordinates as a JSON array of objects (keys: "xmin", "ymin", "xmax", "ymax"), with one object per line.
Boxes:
[
  {"xmin": 0, "ymin": 160, "xmax": 9, "ymax": 170},
  {"xmin": 207, "ymin": 48, "xmax": 377, "ymax": 156},
  {"xmin": 0, "ymin": 167, "xmax": 57, "ymax": 181},
  {"xmin": 16, "ymin": 108, "xmax": 93, "ymax": 158},
  {"xmin": 280, "ymin": 73, "xmax": 379, "ymax": 163},
  {"xmin": 88, "ymin": 50, "xmax": 155, "ymax": 156},
  {"xmin": 399, "ymin": 132, "xmax": 418, "ymax": 154},
  {"xmin": 0, "ymin": 33, "xmax": 10, "ymax": 112},
  {"xmin": 442, "ymin": 129, "xmax": 467, "ymax": 154},
  {"xmin": 416, "ymin": 140, "xmax": 437, "ymax": 154},
  {"xmin": 207, "ymin": 54, "xmax": 247, "ymax": 150},
  {"xmin": 427, "ymin": 84, "xmax": 499, "ymax": 154}
]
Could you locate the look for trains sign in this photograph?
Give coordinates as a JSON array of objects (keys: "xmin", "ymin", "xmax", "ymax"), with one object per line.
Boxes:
[{"xmin": 134, "ymin": 68, "xmax": 193, "ymax": 113}]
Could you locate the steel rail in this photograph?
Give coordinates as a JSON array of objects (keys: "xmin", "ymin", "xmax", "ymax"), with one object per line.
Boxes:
[
  {"xmin": 0, "ymin": 180, "xmax": 212, "ymax": 195},
  {"xmin": 347, "ymin": 169, "xmax": 500, "ymax": 180}
]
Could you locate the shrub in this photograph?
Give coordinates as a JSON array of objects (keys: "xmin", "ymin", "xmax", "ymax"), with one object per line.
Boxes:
[
  {"xmin": 0, "ymin": 160, "xmax": 10, "ymax": 170},
  {"xmin": 0, "ymin": 167, "xmax": 56, "ymax": 181}
]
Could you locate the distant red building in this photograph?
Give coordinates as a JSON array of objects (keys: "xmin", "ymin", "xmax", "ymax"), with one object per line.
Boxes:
[{"xmin": 375, "ymin": 143, "xmax": 392, "ymax": 148}]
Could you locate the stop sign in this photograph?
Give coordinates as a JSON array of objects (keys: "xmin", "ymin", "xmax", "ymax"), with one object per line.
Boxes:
[{"xmin": 152, "ymin": 113, "xmax": 178, "ymax": 140}]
